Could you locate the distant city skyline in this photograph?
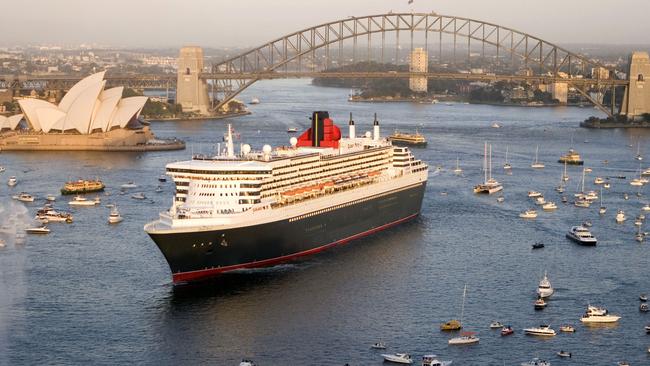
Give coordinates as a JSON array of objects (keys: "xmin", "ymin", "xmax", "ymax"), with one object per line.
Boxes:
[{"xmin": 2, "ymin": 0, "xmax": 649, "ymax": 48}]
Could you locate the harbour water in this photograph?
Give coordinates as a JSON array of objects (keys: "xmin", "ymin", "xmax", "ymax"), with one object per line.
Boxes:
[{"xmin": 1, "ymin": 79, "xmax": 649, "ymax": 365}]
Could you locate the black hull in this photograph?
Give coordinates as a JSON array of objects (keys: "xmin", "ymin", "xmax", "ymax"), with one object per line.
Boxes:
[
  {"xmin": 558, "ymin": 160, "xmax": 584, "ymax": 165},
  {"xmin": 60, "ymin": 187, "xmax": 105, "ymax": 195},
  {"xmin": 149, "ymin": 182, "xmax": 426, "ymax": 283}
]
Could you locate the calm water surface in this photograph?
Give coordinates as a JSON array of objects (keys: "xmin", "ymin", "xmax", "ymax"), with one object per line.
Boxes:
[{"xmin": 1, "ymin": 80, "xmax": 649, "ymax": 365}]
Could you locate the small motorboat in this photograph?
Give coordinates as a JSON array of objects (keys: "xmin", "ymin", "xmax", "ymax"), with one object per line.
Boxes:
[
  {"xmin": 520, "ymin": 210, "xmax": 538, "ymax": 219},
  {"xmin": 250, "ymin": 97, "xmax": 260, "ymax": 105},
  {"xmin": 421, "ymin": 355, "xmax": 452, "ymax": 366},
  {"xmin": 0, "ymin": 166, "xmax": 4, "ymax": 173},
  {"xmin": 496, "ymin": 196, "xmax": 505, "ymax": 203},
  {"xmin": 108, "ymin": 207, "xmax": 123, "ymax": 224},
  {"xmin": 239, "ymin": 359, "xmax": 256, "ymax": 366},
  {"xmin": 69, "ymin": 195, "xmax": 101, "ymax": 206},
  {"xmin": 542, "ymin": 202, "xmax": 557, "ymax": 211},
  {"xmin": 0, "ymin": 239, "xmax": 5, "ymax": 248},
  {"xmin": 121, "ymin": 182, "xmax": 138, "ymax": 189},
  {"xmin": 155, "ymin": 186, "xmax": 163, "ymax": 193},
  {"xmin": 535, "ymin": 196, "xmax": 546, "ymax": 205},
  {"xmin": 491, "ymin": 122, "xmax": 501, "ymax": 128},
  {"xmin": 370, "ymin": 341, "xmax": 386, "ymax": 350},
  {"xmin": 521, "ymin": 359, "xmax": 550, "ymax": 366},
  {"xmin": 559, "ymin": 325, "xmax": 575, "ymax": 333},
  {"xmin": 557, "ymin": 351, "xmax": 572, "ymax": 358},
  {"xmin": 381, "ymin": 353, "xmax": 413, "ymax": 364},
  {"xmin": 561, "ymin": 196, "xmax": 568, "ymax": 203},
  {"xmin": 131, "ymin": 192, "xmax": 147, "ymax": 200},
  {"xmin": 25, "ymin": 226, "xmax": 50, "ymax": 234},
  {"xmin": 594, "ymin": 177, "xmax": 605, "ymax": 184},
  {"xmin": 640, "ymin": 294, "xmax": 648, "ymax": 302},
  {"xmin": 532, "ymin": 242, "xmax": 545, "ymax": 250},
  {"xmin": 523, "ymin": 324, "xmax": 556, "ymax": 336},
  {"xmin": 46, "ymin": 194, "xmax": 56, "ymax": 202},
  {"xmin": 583, "ymin": 220, "xmax": 592, "ymax": 227},
  {"xmin": 615, "ymin": 210, "xmax": 626, "ymax": 223},
  {"xmin": 489, "ymin": 321, "xmax": 503, "ymax": 329},
  {"xmin": 623, "ymin": 193, "xmax": 629, "ymax": 200},
  {"xmin": 7, "ymin": 176, "xmax": 17, "ymax": 186},
  {"xmin": 448, "ymin": 332, "xmax": 479, "ymax": 345},
  {"xmin": 528, "ymin": 191, "xmax": 543, "ymax": 198},
  {"xmin": 287, "ymin": 127, "xmax": 298, "ymax": 133},
  {"xmin": 158, "ymin": 175, "xmax": 167, "ymax": 182},
  {"xmin": 645, "ymin": 324, "xmax": 650, "ymax": 333},
  {"xmin": 12, "ymin": 193, "xmax": 35, "ymax": 202},
  {"xmin": 534, "ymin": 298, "xmax": 547, "ymax": 310},
  {"xmin": 500, "ymin": 326, "xmax": 514, "ymax": 336},
  {"xmin": 604, "ymin": 182, "xmax": 611, "ymax": 189},
  {"xmin": 642, "ymin": 203, "xmax": 650, "ymax": 212},
  {"xmin": 640, "ymin": 303, "xmax": 649, "ymax": 312}
]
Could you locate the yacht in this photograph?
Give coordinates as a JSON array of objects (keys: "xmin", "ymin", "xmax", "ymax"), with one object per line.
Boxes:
[
  {"xmin": 473, "ymin": 143, "xmax": 503, "ymax": 194},
  {"xmin": 68, "ymin": 196, "xmax": 100, "ymax": 206},
  {"xmin": 531, "ymin": 145, "xmax": 545, "ymax": 169},
  {"xmin": 543, "ymin": 202, "xmax": 558, "ymax": 211},
  {"xmin": 558, "ymin": 148, "xmax": 584, "ymax": 165},
  {"xmin": 555, "ymin": 185, "xmax": 564, "ymax": 193},
  {"xmin": 566, "ymin": 226, "xmax": 597, "ymax": 246},
  {"xmin": 537, "ymin": 272, "xmax": 554, "ymax": 298},
  {"xmin": 635, "ymin": 140, "xmax": 643, "ymax": 161},
  {"xmin": 615, "ymin": 210, "xmax": 626, "ymax": 223},
  {"xmin": 520, "ymin": 358, "xmax": 550, "ymax": 366},
  {"xmin": 381, "ymin": 353, "xmax": 413, "ymax": 364},
  {"xmin": 421, "ymin": 355, "xmax": 452, "ymax": 366},
  {"xmin": 121, "ymin": 182, "xmax": 138, "ymax": 189},
  {"xmin": 528, "ymin": 191, "xmax": 543, "ymax": 198},
  {"xmin": 12, "ymin": 193, "xmax": 34, "ymax": 202},
  {"xmin": 580, "ymin": 305, "xmax": 621, "ymax": 323},
  {"xmin": 7, "ymin": 176, "xmax": 17, "ymax": 186},
  {"xmin": 108, "ymin": 207, "xmax": 123, "ymax": 224},
  {"xmin": 36, "ymin": 209, "xmax": 73, "ymax": 223},
  {"xmin": 520, "ymin": 210, "xmax": 538, "ymax": 219},
  {"xmin": 25, "ymin": 226, "xmax": 50, "ymax": 234},
  {"xmin": 448, "ymin": 332, "xmax": 479, "ymax": 345},
  {"xmin": 523, "ymin": 325, "xmax": 556, "ymax": 336}
]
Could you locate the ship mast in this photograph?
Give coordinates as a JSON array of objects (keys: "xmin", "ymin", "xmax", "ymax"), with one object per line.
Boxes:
[
  {"xmin": 226, "ymin": 124, "xmax": 234, "ymax": 158},
  {"xmin": 483, "ymin": 142, "xmax": 487, "ymax": 183}
]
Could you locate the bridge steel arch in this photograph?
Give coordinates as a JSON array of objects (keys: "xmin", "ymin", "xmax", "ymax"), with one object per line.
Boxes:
[{"xmin": 206, "ymin": 13, "xmax": 626, "ymax": 117}]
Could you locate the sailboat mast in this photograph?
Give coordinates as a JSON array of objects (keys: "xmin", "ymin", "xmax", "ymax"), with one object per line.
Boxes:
[
  {"xmin": 460, "ymin": 284, "xmax": 467, "ymax": 325},
  {"xmin": 489, "ymin": 145, "xmax": 492, "ymax": 180},
  {"xmin": 484, "ymin": 142, "xmax": 488, "ymax": 183},
  {"xmin": 581, "ymin": 168, "xmax": 586, "ymax": 193}
]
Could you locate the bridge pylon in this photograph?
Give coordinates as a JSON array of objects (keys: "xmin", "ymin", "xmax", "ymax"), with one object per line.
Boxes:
[
  {"xmin": 177, "ymin": 46, "xmax": 210, "ymax": 115},
  {"xmin": 621, "ymin": 52, "xmax": 650, "ymax": 119}
]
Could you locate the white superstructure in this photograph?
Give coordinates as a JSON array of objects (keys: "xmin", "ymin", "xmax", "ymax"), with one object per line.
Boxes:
[{"xmin": 147, "ymin": 116, "xmax": 428, "ymax": 233}]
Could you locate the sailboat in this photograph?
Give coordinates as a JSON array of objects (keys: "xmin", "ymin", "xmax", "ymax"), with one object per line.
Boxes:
[
  {"xmin": 531, "ymin": 145, "xmax": 545, "ymax": 169},
  {"xmin": 453, "ymin": 155, "xmax": 463, "ymax": 175},
  {"xmin": 448, "ymin": 284, "xmax": 480, "ymax": 345},
  {"xmin": 503, "ymin": 146, "xmax": 512, "ymax": 171},
  {"xmin": 599, "ymin": 187, "xmax": 606, "ymax": 215},
  {"xmin": 473, "ymin": 143, "xmax": 503, "ymax": 194},
  {"xmin": 636, "ymin": 140, "xmax": 643, "ymax": 161},
  {"xmin": 574, "ymin": 168, "xmax": 591, "ymax": 208},
  {"xmin": 631, "ymin": 162, "xmax": 647, "ymax": 186},
  {"xmin": 562, "ymin": 160, "xmax": 569, "ymax": 182},
  {"xmin": 441, "ymin": 284, "xmax": 466, "ymax": 331}
]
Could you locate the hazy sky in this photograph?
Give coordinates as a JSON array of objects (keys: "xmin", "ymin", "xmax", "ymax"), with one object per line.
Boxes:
[{"xmin": 2, "ymin": 0, "xmax": 649, "ymax": 48}]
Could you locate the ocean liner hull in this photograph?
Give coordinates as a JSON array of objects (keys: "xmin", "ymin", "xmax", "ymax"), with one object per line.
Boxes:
[{"xmin": 148, "ymin": 182, "xmax": 426, "ymax": 283}]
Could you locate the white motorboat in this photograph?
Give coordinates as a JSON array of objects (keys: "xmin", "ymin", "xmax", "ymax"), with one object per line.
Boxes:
[
  {"xmin": 489, "ymin": 321, "xmax": 503, "ymax": 329},
  {"xmin": 12, "ymin": 193, "xmax": 34, "ymax": 202},
  {"xmin": 25, "ymin": 226, "xmax": 50, "ymax": 234},
  {"xmin": 108, "ymin": 207, "xmax": 123, "ymax": 224},
  {"xmin": 46, "ymin": 194, "xmax": 56, "ymax": 202},
  {"xmin": 584, "ymin": 167, "xmax": 592, "ymax": 173},
  {"xmin": 534, "ymin": 196, "xmax": 546, "ymax": 205},
  {"xmin": 615, "ymin": 210, "xmax": 626, "ymax": 223},
  {"xmin": 7, "ymin": 176, "xmax": 17, "ymax": 186},
  {"xmin": 559, "ymin": 325, "xmax": 575, "ymax": 333},
  {"xmin": 0, "ymin": 166, "xmax": 4, "ymax": 173},
  {"xmin": 534, "ymin": 297, "xmax": 547, "ymax": 309},
  {"xmin": 542, "ymin": 202, "xmax": 557, "ymax": 211},
  {"xmin": 594, "ymin": 177, "xmax": 605, "ymax": 184},
  {"xmin": 421, "ymin": 355, "xmax": 452, "ymax": 366},
  {"xmin": 640, "ymin": 294, "xmax": 648, "ymax": 302},
  {"xmin": 537, "ymin": 271, "xmax": 554, "ymax": 298},
  {"xmin": 521, "ymin": 358, "xmax": 550, "ymax": 366},
  {"xmin": 631, "ymin": 178, "xmax": 643, "ymax": 186},
  {"xmin": 250, "ymin": 97, "xmax": 260, "ymax": 105},
  {"xmin": 121, "ymin": 182, "xmax": 138, "ymax": 189},
  {"xmin": 381, "ymin": 353, "xmax": 413, "ymax": 364},
  {"xmin": 580, "ymin": 305, "xmax": 621, "ymax": 323},
  {"xmin": 131, "ymin": 192, "xmax": 147, "ymax": 200},
  {"xmin": 566, "ymin": 226, "xmax": 597, "ymax": 246},
  {"xmin": 643, "ymin": 167, "xmax": 650, "ymax": 176},
  {"xmin": 448, "ymin": 332, "xmax": 479, "ymax": 345},
  {"xmin": 523, "ymin": 324, "xmax": 556, "ymax": 336},
  {"xmin": 239, "ymin": 359, "xmax": 256, "ymax": 366},
  {"xmin": 287, "ymin": 127, "xmax": 298, "ymax": 133},
  {"xmin": 557, "ymin": 351, "xmax": 572, "ymax": 358},
  {"xmin": 604, "ymin": 182, "xmax": 611, "ymax": 189},
  {"xmin": 36, "ymin": 209, "xmax": 73, "ymax": 223},
  {"xmin": 491, "ymin": 122, "xmax": 501, "ymax": 128},
  {"xmin": 68, "ymin": 195, "xmax": 100, "ymax": 206},
  {"xmin": 528, "ymin": 191, "xmax": 542, "ymax": 198},
  {"xmin": 574, "ymin": 197, "xmax": 591, "ymax": 208},
  {"xmin": 520, "ymin": 210, "xmax": 538, "ymax": 219},
  {"xmin": 555, "ymin": 185, "xmax": 564, "ymax": 193},
  {"xmin": 496, "ymin": 196, "xmax": 505, "ymax": 203},
  {"xmin": 531, "ymin": 145, "xmax": 545, "ymax": 169},
  {"xmin": 370, "ymin": 341, "xmax": 386, "ymax": 349},
  {"xmin": 473, "ymin": 143, "xmax": 503, "ymax": 194},
  {"xmin": 643, "ymin": 203, "xmax": 650, "ymax": 212}
]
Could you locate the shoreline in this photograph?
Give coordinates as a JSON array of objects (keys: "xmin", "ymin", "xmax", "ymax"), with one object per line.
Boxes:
[
  {"xmin": 147, "ymin": 111, "xmax": 251, "ymax": 122},
  {"xmin": 580, "ymin": 120, "xmax": 650, "ymax": 129},
  {"xmin": 348, "ymin": 97, "xmax": 574, "ymax": 108}
]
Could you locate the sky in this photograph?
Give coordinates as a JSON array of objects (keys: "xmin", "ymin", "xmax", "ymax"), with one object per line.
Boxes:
[{"xmin": 2, "ymin": 0, "xmax": 649, "ymax": 48}]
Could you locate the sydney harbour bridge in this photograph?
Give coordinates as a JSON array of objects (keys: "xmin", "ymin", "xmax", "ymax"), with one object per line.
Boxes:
[{"xmin": 1, "ymin": 13, "xmax": 647, "ymax": 119}]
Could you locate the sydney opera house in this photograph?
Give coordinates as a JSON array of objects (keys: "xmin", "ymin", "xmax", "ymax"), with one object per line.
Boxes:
[{"xmin": 0, "ymin": 72, "xmax": 184, "ymax": 151}]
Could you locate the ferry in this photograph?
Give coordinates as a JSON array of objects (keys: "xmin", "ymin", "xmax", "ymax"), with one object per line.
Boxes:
[
  {"xmin": 144, "ymin": 112, "xmax": 428, "ymax": 283},
  {"xmin": 387, "ymin": 130, "xmax": 427, "ymax": 147},
  {"xmin": 558, "ymin": 148, "xmax": 584, "ymax": 165},
  {"xmin": 566, "ymin": 225, "xmax": 597, "ymax": 246},
  {"xmin": 61, "ymin": 179, "xmax": 105, "ymax": 195}
]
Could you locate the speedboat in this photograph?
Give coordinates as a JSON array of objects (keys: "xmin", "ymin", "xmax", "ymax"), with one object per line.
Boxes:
[
  {"xmin": 640, "ymin": 294, "xmax": 648, "ymax": 302},
  {"xmin": 448, "ymin": 332, "xmax": 479, "ymax": 345},
  {"xmin": 640, "ymin": 303, "xmax": 649, "ymax": 312},
  {"xmin": 489, "ymin": 321, "xmax": 503, "ymax": 329},
  {"xmin": 121, "ymin": 182, "xmax": 138, "ymax": 189},
  {"xmin": 542, "ymin": 202, "xmax": 557, "ymax": 211},
  {"xmin": 523, "ymin": 325, "xmax": 556, "ymax": 336},
  {"xmin": 7, "ymin": 176, "xmax": 17, "ymax": 186},
  {"xmin": 381, "ymin": 353, "xmax": 413, "ymax": 364},
  {"xmin": 604, "ymin": 182, "xmax": 611, "ymax": 189},
  {"xmin": 580, "ymin": 305, "xmax": 621, "ymax": 323},
  {"xmin": 594, "ymin": 177, "xmax": 605, "ymax": 184},
  {"xmin": 557, "ymin": 351, "xmax": 572, "ymax": 358},
  {"xmin": 36, "ymin": 209, "xmax": 73, "ymax": 223},
  {"xmin": 46, "ymin": 194, "xmax": 56, "ymax": 202},
  {"xmin": 370, "ymin": 341, "xmax": 386, "ymax": 349},
  {"xmin": 520, "ymin": 210, "xmax": 538, "ymax": 219},
  {"xmin": 532, "ymin": 242, "xmax": 545, "ymax": 250},
  {"xmin": 535, "ymin": 196, "xmax": 546, "ymax": 205},
  {"xmin": 645, "ymin": 324, "xmax": 650, "ymax": 333},
  {"xmin": 155, "ymin": 186, "xmax": 163, "ymax": 193},
  {"xmin": 559, "ymin": 325, "xmax": 575, "ymax": 333},
  {"xmin": 521, "ymin": 358, "xmax": 550, "ymax": 366},
  {"xmin": 239, "ymin": 359, "xmax": 256, "ymax": 366},
  {"xmin": 496, "ymin": 196, "xmax": 505, "ymax": 203},
  {"xmin": 421, "ymin": 355, "xmax": 452, "ymax": 366},
  {"xmin": 642, "ymin": 203, "xmax": 650, "ymax": 212},
  {"xmin": 537, "ymin": 272, "xmax": 554, "ymax": 298},
  {"xmin": 69, "ymin": 196, "xmax": 100, "ymax": 206},
  {"xmin": 615, "ymin": 210, "xmax": 626, "ymax": 223},
  {"xmin": 534, "ymin": 298, "xmax": 547, "ymax": 310},
  {"xmin": 566, "ymin": 226, "xmax": 597, "ymax": 246},
  {"xmin": 287, "ymin": 127, "xmax": 298, "ymax": 133},
  {"xmin": 12, "ymin": 193, "xmax": 34, "ymax": 202},
  {"xmin": 131, "ymin": 192, "xmax": 147, "ymax": 200},
  {"xmin": 25, "ymin": 226, "xmax": 50, "ymax": 234},
  {"xmin": 528, "ymin": 191, "xmax": 542, "ymax": 198},
  {"xmin": 108, "ymin": 207, "xmax": 123, "ymax": 224},
  {"xmin": 500, "ymin": 326, "xmax": 514, "ymax": 336}
]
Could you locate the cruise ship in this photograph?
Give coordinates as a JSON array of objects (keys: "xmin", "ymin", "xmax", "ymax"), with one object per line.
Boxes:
[{"xmin": 144, "ymin": 111, "xmax": 429, "ymax": 283}]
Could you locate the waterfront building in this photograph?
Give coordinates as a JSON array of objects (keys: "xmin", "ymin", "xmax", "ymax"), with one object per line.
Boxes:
[{"xmin": 409, "ymin": 47, "xmax": 428, "ymax": 93}]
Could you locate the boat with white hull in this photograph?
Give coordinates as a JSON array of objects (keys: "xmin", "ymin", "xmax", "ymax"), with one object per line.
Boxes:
[
  {"xmin": 523, "ymin": 325, "xmax": 556, "ymax": 336},
  {"xmin": 566, "ymin": 226, "xmax": 597, "ymax": 246},
  {"xmin": 537, "ymin": 272, "xmax": 554, "ymax": 298},
  {"xmin": 580, "ymin": 305, "xmax": 621, "ymax": 323}
]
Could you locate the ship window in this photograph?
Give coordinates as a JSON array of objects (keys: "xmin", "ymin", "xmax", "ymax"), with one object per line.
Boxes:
[
  {"xmin": 639, "ymin": 74, "xmax": 645, "ymax": 82},
  {"xmin": 186, "ymin": 67, "xmax": 190, "ymax": 75}
]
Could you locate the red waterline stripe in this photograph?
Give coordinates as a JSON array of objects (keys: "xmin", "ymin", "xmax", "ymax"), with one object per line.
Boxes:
[{"xmin": 172, "ymin": 213, "xmax": 419, "ymax": 283}]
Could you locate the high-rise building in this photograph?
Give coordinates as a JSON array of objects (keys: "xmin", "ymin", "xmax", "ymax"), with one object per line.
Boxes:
[{"xmin": 409, "ymin": 48, "xmax": 428, "ymax": 93}]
